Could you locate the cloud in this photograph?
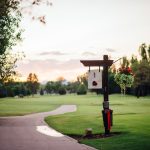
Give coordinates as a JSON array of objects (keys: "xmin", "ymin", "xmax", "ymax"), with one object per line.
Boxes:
[
  {"xmin": 82, "ymin": 51, "xmax": 96, "ymax": 56},
  {"xmin": 105, "ymin": 48, "xmax": 116, "ymax": 53},
  {"xmin": 38, "ymin": 51, "xmax": 67, "ymax": 56},
  {"xmin": 16, "ymin": 59, "xmax": 86, "ymax": 82}
]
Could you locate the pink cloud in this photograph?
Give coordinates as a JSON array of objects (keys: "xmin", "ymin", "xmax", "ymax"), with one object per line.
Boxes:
[
  {"xmin": 82, "ymin": 51, "xmax": 96, "ymax": 56},
  {"xmin": 106, "ymin": 48, "xmax": 116, "ymax": 53},
  {"xmin": 38, "ymin": 51, "xmax": 67, "ymax": 56},
  {"xmin": 16, "ymin": 59, "xmax": 86, "ymax": 82}
]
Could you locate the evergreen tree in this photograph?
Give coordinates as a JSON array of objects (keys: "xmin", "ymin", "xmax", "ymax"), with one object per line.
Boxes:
[{"xmin": 131, "ymin": 43, "xmax": 150, "ymax": 97}]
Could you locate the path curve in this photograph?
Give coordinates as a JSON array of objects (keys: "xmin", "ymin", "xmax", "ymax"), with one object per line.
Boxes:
[{"xmin": 0, "ymin": 105, "xmax": 97, "ymax": 150}]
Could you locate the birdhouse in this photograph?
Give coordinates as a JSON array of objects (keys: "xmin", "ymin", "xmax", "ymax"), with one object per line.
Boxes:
[{"xmin": 88, "ymin": 69, "xmax": 102, "ymax": 89}]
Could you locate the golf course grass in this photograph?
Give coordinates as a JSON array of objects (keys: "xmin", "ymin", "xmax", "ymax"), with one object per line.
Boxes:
[
  {"xmin": 0, "ymin": 95, "xmax": 59, "ymax": 116},
  {"xmin": 44, "ymin": 94, "xmax": 150, "ymax": 150},
  {"xmin": 0, "ymin": 94, "xmax": 150, "ymax": 150}
]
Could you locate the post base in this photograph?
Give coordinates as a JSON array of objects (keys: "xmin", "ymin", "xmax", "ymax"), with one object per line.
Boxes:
[{"xmin": 102, "ymin": 109, "xmax": 113, "ymax": 135}]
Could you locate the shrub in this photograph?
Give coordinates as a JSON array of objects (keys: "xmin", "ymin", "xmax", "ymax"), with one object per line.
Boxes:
[
  {"xmin": 6, "ymin": 87, "xmax": 14, "ymax": 97},
  {"xmin": 58, "ymin": 87, "xmax": 66, "ymax": 95},
  {"xmin": 77, "ymin": 84, "xmax": 87, "ymax": 95},
  {"xmin": 40, "ymin": 88, "xmax": 44, "ymax": 95}
]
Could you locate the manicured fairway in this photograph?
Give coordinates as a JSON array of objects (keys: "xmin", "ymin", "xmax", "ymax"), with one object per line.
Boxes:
[
  {"xmin": 45, "ymin": 94, "xmax": 150, "ymax": 150},
  {"xmin": 0, "ymin": 94, "xmax": 150, "ymax": 150},
  {"xmin": 0, "ymin": 95, "xmax": 59, "ymax": 116}
]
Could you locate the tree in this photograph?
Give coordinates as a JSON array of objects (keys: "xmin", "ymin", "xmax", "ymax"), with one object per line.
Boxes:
[
  {"xmin": 0, "ymin": 0, "xmax": 22, "ymax": 55},
  {"xmin": 27, "ymin": 73, "xmax": 39, "ymax": 96},
  {"xmin": 0, "ymin": 51, "xmax": 24, "ymax": 83},
  {"xmin": 131, "ymin": 55, "xmax": 138, "ymax": 65},
  {"xmin": 45, "ymin": 81, "xmax": 63, "ymax": 94},
  {"xmin": 0, "ymin": 0, "xmax": 52, "ymax": 56},
  {"xmin": 77, "ymin": 83, "xmax": 87, "ymax": 95},
  {"xmin": 57, "ymin": 76, "xmax": 65, "ymax": 82},
  {"xmin": 0, "ymin": 83, "xmax": 7, "ymax": 98},
  {"xmin": 108, "ymin": 71, "xmax": 120, "ymax": 94},
  {"xmin": 0, "ymin": 0, "xmax": 52, "ymax": 26},
  {"xmin": 40, "ymin": 88, "xmax": 44, "ymax": 95},
  {"xmin": 45, "ymin": 81, "xmax": 54, "ymax": 94},
  {"xmin": 77, "ymin": 73, "xmax": 88, "ymax": 88},
  {"xmin": 58, "ymin": 86, "xmax": 66, "ymax": 95},
  {"xmin": 148, "ymin": 45, "xmax": 150, "ymax": 60},
  {"xmin": 0, "ymin": 81, "xmax": 31, "ymax": 98},
  {"xmin": 0, "ymin": 0, "xmax": 24, "ymax": 85},
  {"xmin": 56, "ymin": 76, "xmax": 68, "ymax": 86},
  {"xmin": 139, "ymin": 43, "xmax": 149, "ymax": 62},
  {"xmin": 120, "ymin": 57, "xmax": 130, "ymax": 68},
  {"xmin": 0, "ymin": 1, "xmax": 52, "ymax": 85},
  {"xmin": 132, "ymin": 61, "xmax": 150, "ymax": 97},
  {"xmin": 131, "ymin": 43, "xmax": 150, "ymax": 97},
  {"xmin": 66, "ymin": 81, "xmax": 79, "ymax": 93}
]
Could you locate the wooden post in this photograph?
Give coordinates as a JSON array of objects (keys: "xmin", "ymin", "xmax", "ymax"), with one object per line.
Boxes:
[
  {"xmin": 103, "ymin": 55, "xmax": 109, "ymax": 108},
  {"xmin": 80, "ymin": 55, "xmax": 113, "ymax": 135},
  {"xmin": 102, "ymin": 55, "xmax": 110, "ymax": 134}
]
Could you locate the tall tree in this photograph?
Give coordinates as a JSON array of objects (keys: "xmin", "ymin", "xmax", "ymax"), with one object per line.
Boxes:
[
  {"xmin": 0, "ymin": 0, "xmax": 22, "ymax": 55},
  {"xmin": 133, "ymin": 61, "xmax": 150, "ymax": 97},
  {"xmin": 139, "ymin": 43, "xmax": 150, "ymax": 62},
  {"xmin": 0, "ymin": 0, "xmax": 52, "ymax": 55},
  {"xmin": 45, "ymin": 81, "xmax": 54, "ymax": 94},
  {"xmin": 0, "ymin": 0, "xmax": 24, "ymax": 84},
  {"xmin": 0, "ymin": 52, "xmax": 20, "ymax": 83},
  {"xmin": 131, "ymin": 55, "xmax": 138, "ymax": 65},
  {"xmin": 27, "ymin": 73, "xmax": 39, "ymax": 96},
  {"xmin": 131, "ymin": 43, "xmax": 150, "ymax": 97},
  {"xmin": 0, "ymin": 0, "xmax": 52, "ymax": 26},
  {"xmin": 77, "ymin": 73, "xmax": 88, "ymax": 87},
  {"xmin": 120, "ymin": 57, "xmax": 129, "ymax": 68},
  {"xmin": 147, "ymin": 45, "xmax": 150, "ymax": 62}
]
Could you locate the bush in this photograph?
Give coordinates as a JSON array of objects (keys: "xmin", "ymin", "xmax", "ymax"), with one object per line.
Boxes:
[
  {"xmin": 6, "ymin": 87, "xmax": 14, "ymax": 97},
  {"xmin": 0, "ymin": 89, "xmax": 7, "ymax": 98},
  {"xmin": 77, "ymin": 84, "xmax": 87, "ymax": 95},
  {"xmin": 58, "ymin": 87, "xmax": 66, "ymax": 95},
  {"xmin": 40, "ymin": 88, "xmax": 44, "ymax": 95}
]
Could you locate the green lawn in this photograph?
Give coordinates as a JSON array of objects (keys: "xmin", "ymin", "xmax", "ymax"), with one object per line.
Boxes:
[
  {"xmin": 0, "ymin": 95, "xmax": 60, "ymax": 116},
  {"xmin": 44, "ymin": 94, "xmax": 150, "ymax": 150},
  {"xmin": 0, "ymin": 94, "xmax": 150, "ymax": 150}
]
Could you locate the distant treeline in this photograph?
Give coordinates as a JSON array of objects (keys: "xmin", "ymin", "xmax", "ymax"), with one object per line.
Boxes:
[
  {"xmin": 0, "ymin": 81, "xmax": 38, "ymax": 98},
  {"xmin": 0, "ymin": 43, "xmax": 150, "ymax": 98},
  {"xmin": 0, "ymin": 70, "xmax": 149, "ymax": 98}
]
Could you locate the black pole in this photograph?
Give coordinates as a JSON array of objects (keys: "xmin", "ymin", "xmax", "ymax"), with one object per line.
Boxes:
[
  {"xmin": 102, "ymin": 55, "xmax": 110, "ymax": 135},
  {"xmin": 103, "ymin": 55, "xmax": 109, "ymax": 108}
]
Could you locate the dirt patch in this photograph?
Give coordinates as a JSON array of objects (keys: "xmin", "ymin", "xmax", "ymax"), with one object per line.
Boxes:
[{"xmin": 68, "ymin": 132, "xmax": 122, "ymax": 141}]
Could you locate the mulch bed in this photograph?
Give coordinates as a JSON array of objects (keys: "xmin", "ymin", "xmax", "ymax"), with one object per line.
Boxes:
[{"xmin": 68, "ymin": 132, "xmax": 122, "ymax": 141}]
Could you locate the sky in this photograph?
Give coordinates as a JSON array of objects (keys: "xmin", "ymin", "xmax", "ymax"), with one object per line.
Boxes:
[{"xmin": 14, "ymin": 0, "xmax": 150, "ymax": 82}]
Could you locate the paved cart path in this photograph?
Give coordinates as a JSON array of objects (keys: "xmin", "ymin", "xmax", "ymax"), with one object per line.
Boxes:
[{"xmin": 0, "ymin": 105, "xmax": 97, "ymax": 150}]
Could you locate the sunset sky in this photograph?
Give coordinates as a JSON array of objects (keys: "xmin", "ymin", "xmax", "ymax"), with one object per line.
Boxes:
[{"xmin": 14, "ymin": 0, "xmax": 150, "ymax": 82}]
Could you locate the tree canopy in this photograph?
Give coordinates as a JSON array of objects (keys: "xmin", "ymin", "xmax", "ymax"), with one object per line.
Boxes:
[
  {"xmin": 0, "ymin": 0, "xmax": 22, "ymax": 55},
  {"xmin": 27, "ymin": 73, "xmax": 39, "ymax": 96},
  {"xmin": 0, "ymin": 0, "xmax": 52, "ymax": 55}
]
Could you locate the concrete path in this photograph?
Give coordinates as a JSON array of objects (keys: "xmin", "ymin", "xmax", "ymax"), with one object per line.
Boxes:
[{"xmin": 0, "ymin": 105, "xmax": 97, "ymax": 150}]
